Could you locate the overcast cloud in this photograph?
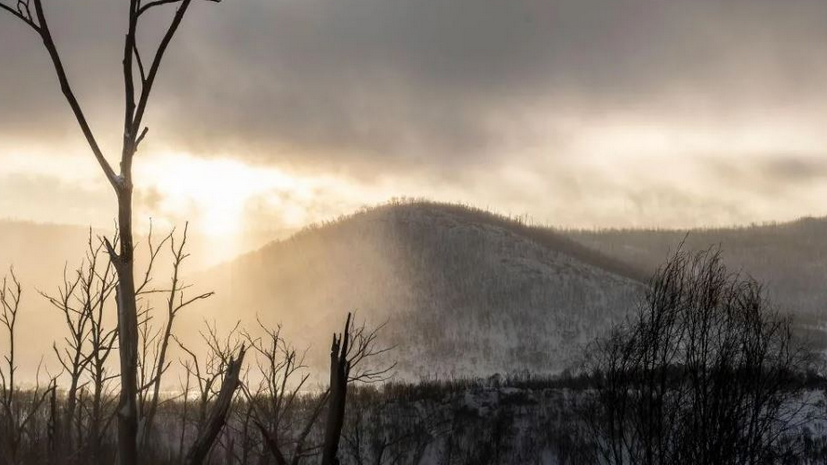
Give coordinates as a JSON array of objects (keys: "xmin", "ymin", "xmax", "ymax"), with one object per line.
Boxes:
[{"xmin": 1, "ymin": 0, "xmax": 827, "ymax": 230}]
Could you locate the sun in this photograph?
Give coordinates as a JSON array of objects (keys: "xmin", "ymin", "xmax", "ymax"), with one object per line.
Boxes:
[{"xmin": 137, "ymin": 152, "xmax": 306, "ymax": 236}]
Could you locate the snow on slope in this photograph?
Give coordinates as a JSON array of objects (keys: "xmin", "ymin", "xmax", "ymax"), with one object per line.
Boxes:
[{"xmin": 199, "ymin": 201, "xmax": 643, "ymax": 378}]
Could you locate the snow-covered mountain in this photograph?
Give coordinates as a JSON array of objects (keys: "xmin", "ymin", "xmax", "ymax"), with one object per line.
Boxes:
[{"xmin": 200, "ymin": 201, "xmax": 644, "ymax": 378}]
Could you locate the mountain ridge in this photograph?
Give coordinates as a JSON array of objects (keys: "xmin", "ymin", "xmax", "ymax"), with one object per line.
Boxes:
[{"xmin": 197, "ymin": 200, "xmax": 644, "ymax": 377}]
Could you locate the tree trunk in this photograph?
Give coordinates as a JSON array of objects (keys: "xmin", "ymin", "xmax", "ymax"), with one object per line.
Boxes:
[
  {"xmin": 321, "ymin": 314, "xmax": 351, "ymax": 465},
  {"xmin": 48, "ymin": 381, "xmax": 58, "ymax": 462},
  {"xmin": 185, "ymin": 347, "xmax": 247, "ymax": 465},
  {"xmin": 115, "ymin": 184, "xmax": 140, "ymax": 465}
]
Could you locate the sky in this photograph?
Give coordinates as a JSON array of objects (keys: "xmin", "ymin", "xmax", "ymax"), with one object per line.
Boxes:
[{"xmin": 2, "ymin": 0, "xmax": 827, "ymax": 237}]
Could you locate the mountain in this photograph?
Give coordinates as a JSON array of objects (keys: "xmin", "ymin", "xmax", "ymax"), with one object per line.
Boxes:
[
  {"xmin": 566, "ymin": 217, "xmax": 827, "ymax": 348},
  {"xmin": 199, "ymin": 201, "xmax": 644, "ymax": 378},
  {"xmin": 4, "ymin": 204, "xmax": 826, "ymax": 381}
]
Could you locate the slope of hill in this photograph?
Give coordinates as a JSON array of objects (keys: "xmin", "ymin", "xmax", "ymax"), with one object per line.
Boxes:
[
  {"xmin": 199, "ymin": 201, "xmax": 643, "ymax": 378},
  {"xmin": 567, "ymin": 217, "xmax": 827, "ymax": 324}
]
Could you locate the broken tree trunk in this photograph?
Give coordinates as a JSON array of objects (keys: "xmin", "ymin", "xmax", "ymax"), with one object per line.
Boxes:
[
  {"xmin": 321, "ymin": 313, "xmax": 352, "ymax": 465},
  {"xmin": 184, "ymin": 346, "xmax": 247, "ymax": 465}
]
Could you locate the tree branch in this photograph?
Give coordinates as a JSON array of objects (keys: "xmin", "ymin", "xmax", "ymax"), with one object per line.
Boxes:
[
  {"xmin": 137, "ymin": 0, "xmax": 184, "ymax": 17},
  {"xmin": 29, "ymin": 0, "xmax": 120, "ymax": 190},
  {"xmin": 0, "ymin": 1, "xmax": 38, "ymax": 31}
]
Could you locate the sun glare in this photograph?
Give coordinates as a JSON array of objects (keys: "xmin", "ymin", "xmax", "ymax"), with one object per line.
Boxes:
[{"xmin": 138, "ymin": 152, "xmax": 309, "ymax": 236}]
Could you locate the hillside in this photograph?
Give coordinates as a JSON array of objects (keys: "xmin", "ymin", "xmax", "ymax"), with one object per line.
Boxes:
[
  {"xmin": 6, "ymin": 204, "xmax": 826, "ymax": 380},
  {"xmin": 567, "ymin": 217, "xmax": 827, "ymax": 325},
  {"xmin": 199, "ymin": 201, "xmax": 643, "ymax": 378}
]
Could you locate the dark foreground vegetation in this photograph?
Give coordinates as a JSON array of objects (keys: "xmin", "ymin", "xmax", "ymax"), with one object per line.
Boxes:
[
  {"xmin": 1, "ymin": 373, "xmax": 827, "ymax": 464},
  {"xmin": 0, "ymin": 227, "xmax": 395, "ymax": 465}
]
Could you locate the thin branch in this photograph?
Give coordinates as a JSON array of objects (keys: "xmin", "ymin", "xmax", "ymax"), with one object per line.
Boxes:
[
  {"xmin": 131, "ymin": 0, "xmax": 194, "ymax": 136},
  {"xmin": 29, "ymin": 0, "xmax": 120, "ymax": 190},
  {"xmin": 137, "ymin": 0, "xmax": 183, "ymax": 16},
  {"xmin": 0, "ymin": 1, "xmax": 39, "ymax": 31}
]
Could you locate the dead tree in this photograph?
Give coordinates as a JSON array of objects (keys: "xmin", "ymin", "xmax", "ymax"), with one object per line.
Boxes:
[
  {"xmin": 42, "ymin": 263, "xmax": 87, "ymax": 455},
  {"xmin": 588, "ymin": 247, "xmax": 813, "ymax": 465},
  {"xmin": 184, "ymin": 346, "xmax": 247, "ymax": 465},
  {"xmin": 177, "ymin": 362, "xmax": 193, "ymax": 462},
  {"xmin": 176, "ymin": 322, "xmax": 247, "ymax": 463},
  {"xmin": 83, "ymin": 249, "xmax": 119, "ymax": 462},
  {"xmin": 0, "ymin": 270, "xmax": 22, "ymax": 463},
  {"xmin": 0, "ymin": 1, "xmax": 226, "ymax": 462},
  {"xmin": 241, "ymin": 319, "xmax": 330, "ymax": 465},
  {"xmin": 322, "ymin": 313, "xmax": 396, "ymax": 465},
  {"xmin": 0, "ymin": 270, "xmax": 56, "ymax": 464},
  {"xmin": 139, "ymin": 223, "xmax": 213, "ymax": 449},
  {"xmin": 41, "ymin": 236, "xmax": 96, "ymax": 454},
  {"xmin": 42, "ymin": 231, "xmax": 119, "ymax": 460}
]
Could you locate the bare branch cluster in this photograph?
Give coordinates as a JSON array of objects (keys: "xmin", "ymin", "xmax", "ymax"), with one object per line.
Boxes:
[
  {"xmin": 0, "ymin": 270, "xmax": 57, "ymax": 463},
  {"xmin": 40, "ymin": 231, "xmax": 119, "ymax": 460},
  {"xmin": 240, "ymin": 318, "xmax": 326, "ymax": 465},
  {"xmin": 588, "ymin": 247, "xmax": 815, "ymax": 465}
]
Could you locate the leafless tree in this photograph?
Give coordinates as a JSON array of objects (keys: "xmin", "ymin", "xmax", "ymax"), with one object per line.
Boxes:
[
  {"xmin": 82, "ymin": 244, "xmax": 121, "ymax": 463},
  {"xmin": 0, "ymin": 269, "xmax": 23, "ymax": 463},
  {"xmin": 176, "ymin": 321, "xmax": 247, "ymax": 463},
  {"xmin": 342, "ymin": 397, "xmax": 440, "ymax": 465},
  {"xmin": 0, "ymin": 1, "xmax": 226, "ymax": 461},
  {"xmin": 40, "ymin": 231, "xmax": 120, "ymax": 462},
  {"xmin": 322, "ymin": 313, "xmax": 396, "ymax": 465},
  {"xmin": 41, "ymin": 232, "xmax": 114, "ymax": 456},
  {"xmin": 241, "ymin": 318, "xmax": 329, "ymax": 465},
  {"xmin": 588, "ymin": 247, "xmax": 814, "ymax": 465},
  {"xmin": 0, "ymin": 270, "xmax": 57, "ymax": 464},
  {"xmin": 41, "ymin": 263, "xmax": 86, "ymax": 455},
  {"xmin": 184, "ymin": 346, "xmax": 246, "ymax": 465},
  {"xmin": 137, "ymin": 223, "xmax": 213, "ymax": 450},
  {"xmin": 176, "ymin": 361, "xmax": 194, "ymax": 462}
]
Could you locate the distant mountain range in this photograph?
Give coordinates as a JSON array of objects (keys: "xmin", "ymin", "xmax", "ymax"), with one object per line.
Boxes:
[
  {"xmin": 2, "ymin": 201, "xmax": 826, "ymax": 378},
  {"xmin": 568, "ymin": 217, "xmax": 827, "ymax": 324}
]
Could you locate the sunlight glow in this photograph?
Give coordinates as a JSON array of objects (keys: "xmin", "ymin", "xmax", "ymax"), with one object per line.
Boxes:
[{"xmin": 138, "ymin": 153, "xmax": 313, "ymax": 236}]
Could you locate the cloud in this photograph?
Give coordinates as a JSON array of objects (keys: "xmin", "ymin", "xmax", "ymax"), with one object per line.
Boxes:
[
  {"xmin": 761, "ymin": 155, "xmax": 827, "ymax": 183},
  {"xmin": 2, "ymin": 0, "xmax": 827, "ymax": 228},
  {"xmin": 3, "ymin": 1, "xmax": 827, "ymax": 161}
]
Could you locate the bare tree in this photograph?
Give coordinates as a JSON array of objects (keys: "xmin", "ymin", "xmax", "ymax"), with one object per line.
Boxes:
[
  {"xmin": 83, "ymin": 242, "xmax": 121, "ymax": 462},
  {"xmin": 241, "ymin": 318, "xmax": 329, "ymax": 465},
  {"xmin": 0, "ymin": 269, "xmax": 23, "ymax": 463},
  {"xmin": 41, "ymin": 233, "xmax": 106, "ymax": 455},
  {"xmin": 184, "ymin": 346, "xmax": 246, "ymax": 465},
  {"xmin": 342, "ymin": 397, "xmax": 441, "ymax": 465},
  {"xmin": 0, "ymin": 1, "xmax": 225, "ymax": 461},
  {"xmin": 40, "ymin": 231, "xmax": 120, "ymax": 462},
  {"xmin": 0, "ymin": 270, "xmax": 57, "ymax": 464},
  {"xmin": 176, "ymin": 321, "xmax": 247, "ymax": 463},
  {"xmin": 322, "ymin": 313, "xmax": 396, "ymax": 465},
  {"xmin": 42, "ymin": 263, "xmax": 88, "ymax": 456},
  {"xmin": 588, "ymin": 247, "xmax": 814, "ymax": 465},
  {"xmin": 137, "ymin": 223, "xmax": 213, "ymax": 450}
]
